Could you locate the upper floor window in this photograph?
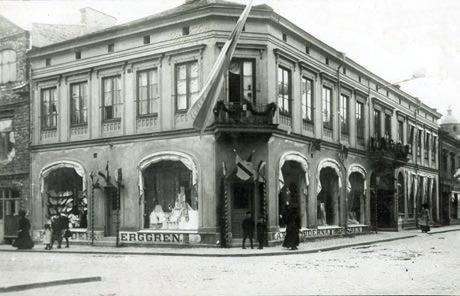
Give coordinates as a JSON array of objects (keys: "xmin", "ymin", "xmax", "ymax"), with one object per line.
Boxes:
[
  {"xmin": 102, "ymin": 76, "xmax": 122, "ymax": 121},
  {"xmin": 408, "ymin": 125, "xmax": 415, "ymax": 154},
  {"xmin": 451, "ymin": 154, "xmax": 456, "ymax": 175},
  {"xmin": 175, "ymin": 61, "xmax": 199, "ymax": 112},
  {"xmin": 70, "ymin": 82, "xmax": 88, "ymax": 125},
  {"xmin": 41, "ymin": 87, "xmax": 58, "ymax": 129},
  {"xmin": 277, "ymin": 66, "xmax": 291, "ymax": 115},
  {"xmin": 398, "ymin": 120, "xmax": 404, "ymax": 143},
  {"xmin": 356, "ymin": 101, "xmax": 364, "ymax": 139},
  {"xmin": 0, "ymin": 118, "xmax": 13, "ymax": 160},
  {"xmin": 0, "ymin": 50, "xmax": 17, "ymax": 83},
  {"xmin": 108, "ymin": 43, "xmax": 114, "ymax": 53},
  {"xmin": 182, "ymin": 26, "xmax": 190, "ymax": 36},
  {"xmin": 424, "ymin": 133, "xmax": 430, "ymax": 160},
  {"xmin": 417, "ymin": 129, "xmax": 422, "ymax": 158},
  {"xmin": 384, "ymin": 113, "xmax": 392, "ymax": 138},
  {"xmin": 322, "ymin": 86, "xmax": 332, "ymax": 129},
  {"xmin": 432, "ymin": 136, "xmax": 437, "ymax": 162},
  {"xmin": 340, "ymin": 94, "xmax": 349, "ymax": 134},
  {"xmin": 373, "ymin": 109, "xmax": 381, "ymax": 138},
  {"xmin": 442, "ymin": 151, "xmax": 448, "ymax": 173},
  {"xmin": 143, "ymin": 35, "xmax": 151, "ymax": 45},
  {"xmin": 301, "ymin": 77, "xmax": 313, "ymax": 123},
  {"xmin": 228, "ymin": 59, "xmax": 255, "ymax": 104},
  {"xmin": 137, "ymin": 68, "xmax": 159, "ymax": 116}
]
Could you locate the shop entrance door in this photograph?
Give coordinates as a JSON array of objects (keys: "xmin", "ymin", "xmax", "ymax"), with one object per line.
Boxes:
[
  {"xmin": 105, "ymin": 187, "xmax": 118, "ymax": 236},
  {"xmin": 1, "ymin": 189, "xmax": 21, "ymax": 242},
  {"xmin": 231, "ymin": 182, "xmax": 254, "ymax": 238}
]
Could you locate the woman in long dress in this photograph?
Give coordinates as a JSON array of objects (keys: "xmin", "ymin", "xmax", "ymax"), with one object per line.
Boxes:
[
  {"xmin": 419, "ymin": 203, "xmax": 431, "ymax": 233},
  {"xmin": 12, "ymin": 210, "xmax": 34, "ymax": 250},
  {"xmin": 282, "ymin": 205, "xmax": 300, "ymax": 250}
]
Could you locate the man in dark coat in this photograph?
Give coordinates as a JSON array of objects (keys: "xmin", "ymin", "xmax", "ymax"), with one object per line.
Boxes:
[
  {"xmin": 242, "ymin": 211, "xmax": 254, "ymax": 249},
  {"xmin": 51, "ymin": 214, "xmax": 70, "ymax": 249},
  {"xmin": 256, "ymin": 217, "xmax": 266, "ymax": 249}
]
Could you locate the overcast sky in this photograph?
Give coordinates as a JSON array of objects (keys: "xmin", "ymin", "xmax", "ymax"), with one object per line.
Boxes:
[{"xmin": 1, "ymin": 0, "xmax": 458, "ymax": 119}]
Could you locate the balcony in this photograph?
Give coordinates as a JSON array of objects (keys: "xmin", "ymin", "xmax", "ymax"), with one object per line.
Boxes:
[
  {"xmin": 212, "ymin": 100, "xmax": 277, "ymax": 136},
  {"xmin": 368, "ymin": 137, "xmax": 410, "ymax": 170}
]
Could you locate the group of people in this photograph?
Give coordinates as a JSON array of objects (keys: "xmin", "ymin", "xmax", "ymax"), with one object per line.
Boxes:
[
  {"xmin": 43, "ymin": 214, "xmax": 72, "ymax": 250},
  {"xmin": 11, "ymin": 210, "xmax": 72, "ymax": 250}
]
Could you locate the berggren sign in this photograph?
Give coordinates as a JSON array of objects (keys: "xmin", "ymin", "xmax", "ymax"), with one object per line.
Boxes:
[{"xmin": 119, "ymin": 232, "xmax": 205, "ymax": 244}]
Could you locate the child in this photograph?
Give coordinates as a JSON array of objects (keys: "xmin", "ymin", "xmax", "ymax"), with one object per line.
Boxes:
[{"xmin": 43, "ymin": 223, "xmax": 52, "ymax": 250}]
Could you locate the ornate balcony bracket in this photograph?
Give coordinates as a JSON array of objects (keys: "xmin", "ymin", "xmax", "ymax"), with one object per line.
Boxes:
[{"xmin": 368, "ymin": 137, "xmax": 410, "ymax": 171}]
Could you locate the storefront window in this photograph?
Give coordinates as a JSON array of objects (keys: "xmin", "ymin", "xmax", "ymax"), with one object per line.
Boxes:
[
  {"xmin": 44, "ymin": 168, "xmax": 87, "ymax": 228},
  {"xmin": 143, "ymin": 161, "xmax": 198, "ymax": 230},
  {"xmin": 318, "ymin": 167, "xmax": 339, "ymax": 226},
  {"xmin": 348, "ymin": 172, "xmax": 364, "ymax": 224}
]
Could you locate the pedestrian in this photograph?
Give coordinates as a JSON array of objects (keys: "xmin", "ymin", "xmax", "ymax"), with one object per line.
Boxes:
[
  {"xmin": 256, "ymin": 217, "xmax": 266, "ymax": 249},
  {"xmin": 282, "ymin": 205, "xmax": 300, "ymax": 250},
  {"xmin": 59, "ymin": 213, "xmax": 71, "ymax": 248},
  {"xmin": 242, "ymin": 211, "xmax": 254, "ymax": 249},
  {"xmin": 12, "ymin": 210, "xmax": 34, "ymax": 250},
  {"xmin": 43, "ymin": 223, "xmax": 52, "ymax": 250},
  {"xmin": 419, "ymin": 203, "xmax": 431, "ymax": 233},
  {"xmin": 50, "ymin": 216, "xmax": 62, "ymax": 249}
]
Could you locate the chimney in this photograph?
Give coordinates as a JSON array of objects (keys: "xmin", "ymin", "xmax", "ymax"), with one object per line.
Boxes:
[{"xmin": 80, "ymin": 7, "xmax": 117, "ymax": 32}]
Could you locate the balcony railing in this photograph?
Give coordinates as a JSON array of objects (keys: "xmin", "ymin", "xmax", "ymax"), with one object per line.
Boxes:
[
  {"xmin": 213, "ymin": 100, "xmax": 277, "ymax": 125},
  {"xmin": 369, "ymin": 136, "xmax": 410, "ymax": 162}
]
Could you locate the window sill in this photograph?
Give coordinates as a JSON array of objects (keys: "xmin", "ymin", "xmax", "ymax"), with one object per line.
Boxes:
[
  {"xmin": 137, "ymin": 113, "xmax": 158, "ymax": 119},
  {"xmin": 103, "ymin": 118, "xmax": 121, "ymax": 123},
  {"xmin": 70, "ymin": 123, "xmax": 88, "ymax": 128}
]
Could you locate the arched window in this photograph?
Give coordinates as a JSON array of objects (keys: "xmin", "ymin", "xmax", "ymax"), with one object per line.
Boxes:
[{"xmin": 0, "ymin": 50, "xmax": 17, "ymax": 83}]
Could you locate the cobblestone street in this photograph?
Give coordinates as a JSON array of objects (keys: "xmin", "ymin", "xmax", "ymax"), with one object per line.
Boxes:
[{"xmin": 1, "ymin": 230, "xmax": 459, "ymax": 295}]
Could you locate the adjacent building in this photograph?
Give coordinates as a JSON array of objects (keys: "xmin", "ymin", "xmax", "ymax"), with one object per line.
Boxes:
[
  {"xmin": 439, "ymin": 108, "xmax": 460, "ymax": 225},
  {"xmin": 0, "ymin": 15, "xmax": 30, "ymax": 243},
  {"xmin": 27, "ymin": 0, "xmax": 441, "ymax": 246}
]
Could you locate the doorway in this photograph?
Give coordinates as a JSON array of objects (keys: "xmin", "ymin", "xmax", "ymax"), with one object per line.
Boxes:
[
  {"xmin": 318, "ymin": 167, "xmax": 340, "ymax": 226},
  {"xmin": 231, "ymin": 182, "xmax": 254, "ymax": 238},
  {"xmin": 105, "ymin": 186, "xmax": 118, "ymax": 237}
]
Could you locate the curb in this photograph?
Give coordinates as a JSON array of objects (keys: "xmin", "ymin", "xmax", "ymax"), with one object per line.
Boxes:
[
  {"xmin": 0, "ymin": 276, "xmax": 101, "ymax": 293},
  {"xmin": 0, "ymin": 235, "xmax": 417, "ymax": 258},
  {"xmin": 428, "ymin": 228, "xmax": 460, "ymax": 235}
]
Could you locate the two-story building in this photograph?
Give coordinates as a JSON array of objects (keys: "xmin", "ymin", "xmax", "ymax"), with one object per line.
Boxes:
[
  {"xmin": 0, "ymin": 15, "xmax": 30, "ymax": 243},
  {"xmin": 27, "ymin": 0, "xmax": 441, "ymax": 246},
  {"xmin": 439, "ymin": 108, "xmax": 460, "ymax": 225}
]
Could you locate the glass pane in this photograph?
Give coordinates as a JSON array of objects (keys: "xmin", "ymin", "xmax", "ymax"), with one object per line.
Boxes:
[
  {"xmin": 150, "ymin": 84, "xmax": 158, "ymax": 99},
  {"xmin": 139, "ymin": 72, "xmax": 148, "ymax": 87},
  {"xmin": 190, "ymin": 62, "xmax": 198, "ymax": 78},
  {"xmin": 149, "ymin": 69, "xmax": 158, "ymax": 85},
  {"xmin": 139, "ymin": 86, "xmax": 148, "ymax": 101},
  {"xmin": 139, "ymin": 100, "xmax": 148, "ymax": 115},
  {"xmin": 190, "ymin": 92, "xmax": 198, "ymax": 106},
  {"xmin": 243, "ymin": 61, "xmax": 252, "ymax": 75},
  {"xmin": 177, "ymin": 95, "xmax": 187, "ymax": 110},
  {"xmin": 177, "ymin": 80, "xmax": 186, "ymax": 96},
  {"xmin": 177, "ymin": 65, "xmax": 186, "ymax": 80},
  {"xmin": 149, "ymin": 98, "xmax": 158, "ymax": 114},
  {"xmin": 190, "ymin": 77, "xmax": 199, "ymax": 93},
  {"xmin": 114, "ymin": 105, "xmax": 122, "ymax": 118},
  {"xmin": 277, "ymin": 95, "xmax": 283, "ymax": 111}
]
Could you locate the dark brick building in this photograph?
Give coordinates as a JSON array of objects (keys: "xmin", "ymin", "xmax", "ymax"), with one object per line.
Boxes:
[{"xmin": 0, "ymin": 15, "xmax": 30, "ymax": 242}]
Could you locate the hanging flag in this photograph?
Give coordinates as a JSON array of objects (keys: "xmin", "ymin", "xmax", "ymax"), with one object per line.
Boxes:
[
  {"xmin": 187, "ymin": 0, "xmax": 254, "ymax": 136},
  {"xmin": 235, "ymin": 150, "xmax": 255, "ymax": 181}
]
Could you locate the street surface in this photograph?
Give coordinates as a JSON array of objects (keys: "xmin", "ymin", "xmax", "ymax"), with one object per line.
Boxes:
[{"xmin": 1, "ymin": 231, "xmax": 459, "ymax": 295}]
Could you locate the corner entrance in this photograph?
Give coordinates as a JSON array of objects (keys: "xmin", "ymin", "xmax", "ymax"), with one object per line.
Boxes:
[{"xmin": 230, "ymin": 182, "xmax": 254, "ymax": 238}]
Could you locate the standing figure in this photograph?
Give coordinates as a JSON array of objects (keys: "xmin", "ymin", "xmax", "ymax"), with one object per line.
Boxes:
[
  {"xmin": 419, "ymin": 203, "xmax": 431, "ymax": 233},
  {"xmin": 282, "ymin": 205, "xmax": 300, "ymax": 250},
  {"xmin": 241, "ymin": 211, "xmax": 254, "ymax": 249},
  {"xmin": 12, "ymin": 210, "xmax": 34, "ymax": 250},
  {"xmin": 59, "ymin": 214, "xmax": 71, "ymax": 248},
  {"xmin": 256, "ymin": 217, "xmax": 266, "ymax": 249},
  {"xmin": 43, "ymin": 223, "xmax": 52, "ymax": 250}
]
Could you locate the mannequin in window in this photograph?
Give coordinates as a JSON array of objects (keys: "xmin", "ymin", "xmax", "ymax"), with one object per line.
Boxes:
[{"xmin": 149, "ymin": 199, "xmax": 166, "ymax": 229}]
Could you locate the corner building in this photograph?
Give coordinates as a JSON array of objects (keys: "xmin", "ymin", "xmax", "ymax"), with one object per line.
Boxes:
[{"xmin": 28, "ymin": 0, "xmax": 441, "ymax": 246}]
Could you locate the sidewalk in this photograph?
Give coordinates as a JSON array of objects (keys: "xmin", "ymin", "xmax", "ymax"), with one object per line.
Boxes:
[{"xmin": 1, "ymin": 225, "xmax": 459, "ymax": 258}]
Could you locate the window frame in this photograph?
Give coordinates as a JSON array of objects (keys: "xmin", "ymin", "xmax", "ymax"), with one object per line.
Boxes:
[
  {"xmin": 174, "ymin": 60, "xmax": 199, "ymax": 113},
  {"xmin": 384, "ymin": 113, "xmax": 392, "ymax": 138},
  {"xmin": 373, "ymin": 109, "xmax": 381, "ymax": 138},
  {"xmin": 340, "ymin": 93, "xmax": 349, "ymax": 134},
  {"xmin": 356, "ymin": 101, "xmax": 364, "ymax": 140},
  {"xmin": 301, "ymin": 76, "xmax": 314, "ymax": 124},
  {"xmin": 277, "ymin": 65, "xmax": 292, "ymax": 116},
  {"xmin": 40, "ymin": 87, "xmax": 58, "ymax": 130},
  {"xmin": 70, "ymin": 81, "xmax": 88, "ymax": 126},
  {"xmin": 0, "ymin": 49, "xmax": 17, "ymax": 84},
  {"xmin": 228, "ymin": 58, "xmax": 256, "ymax": 104},
  {"xmin": 397, "ymin": 120, "xmax": 404, "ymax": 143},
  {"xmin": 322, "ymin": 85, "xmax": 333, "ymax": 130},
  {"xmin": 136, "ymin": 68, "xmax": 159, "ymax": 117},
  {"xmin": 0, "ymin": 118, "xmax": 12, "ymax": 160},
  {"xmin": 101, "ymin": 75, "xmax": 122, "ymax": 122}
]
